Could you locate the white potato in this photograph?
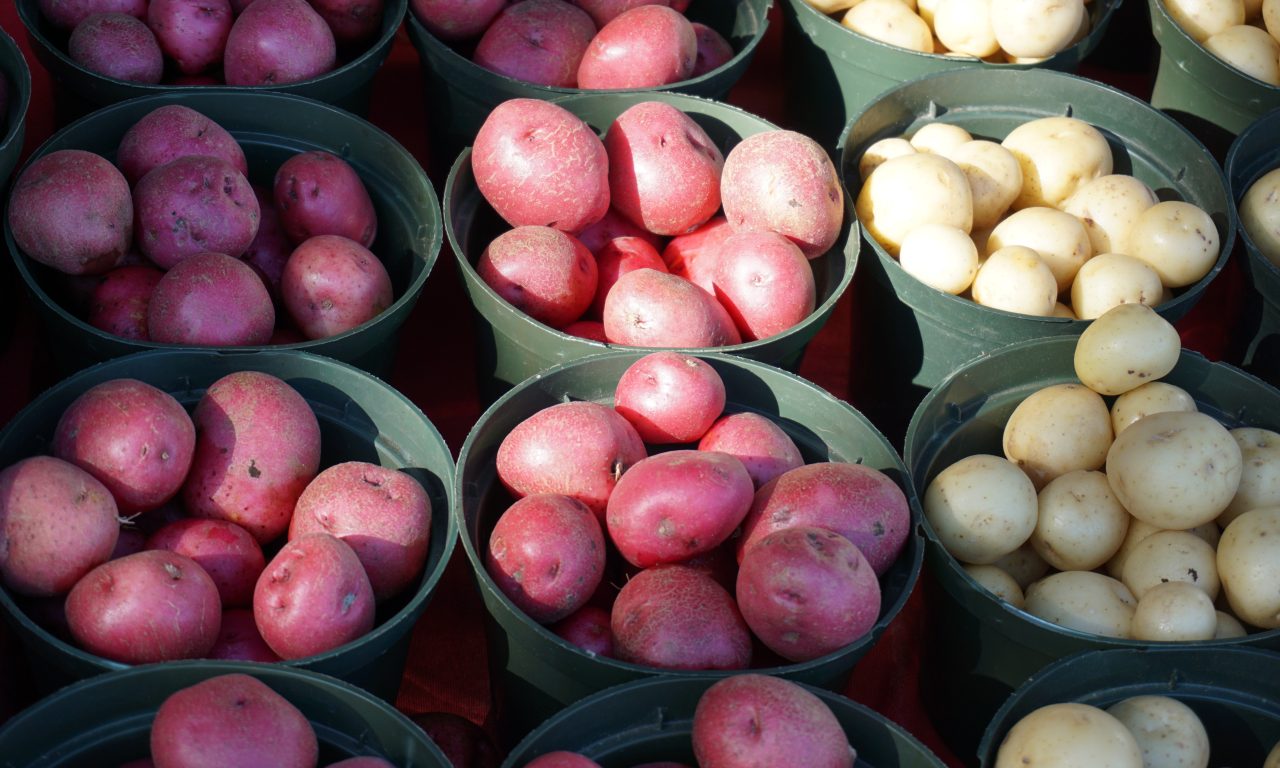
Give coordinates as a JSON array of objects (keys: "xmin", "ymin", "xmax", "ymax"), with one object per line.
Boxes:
[
  {"xmin": 1024, "ymin": 570, "xmax": 1137, "ymax": 638},
  {"xmin": 917, "ymin": 0, "xmax": 941, "ymax": 24},
  {"xmin": 855, "ymin": 152, "xmax": 974, "ymax": 255},
  {"xmin": 1267, "ymin": 739, "xmax": 1280, "ymax": 768},
  {"xmin": 909, "ymin": 122, "xmax": 974, "ymax": 155},
  {"xmin": 1003, "ymin": 383, "xmax": 1113, "ymax": 489},
  {"xmin": 924, "ymin": 454, "xmax": 1039, "ymax": 564},
  {"xmin": 1164, "ymin": 0, "xmax": 1247, "ymax": 40},
  {"xmin": 1205, "ymin": 24, "xmax": 1280, "ymax": 83},
  {"xmin": 1107, "ymin": 410, "xmax": 1242, "ymax": 529},
  {"xmin": 990, "ymin": 0, "xmax": 1086, "ymax": 57},
  {"xmin": 1051, "ymin": 302, "xmax": 1077, "ymax": 318},
  {"xmin": 1110, "ymin": 381, "xmax": 1198, "ymax": 435},
  {"xmin": 971, "ymin": 246, "xmax": 1058, "ymax": 316},
  {"xmin": 991, "ymin": 543, "xmax": 1052, "ymax": 589},
  {"xmin": 1267, "ymin": 0, "xmax": 1280, "ymax": 40},
  {"xmin": 988, "ymin": 206, "xmax": 1093, "ymax": 292},
  {"xmin": 1002, "ymin": 116, "xmax": 1114, "ymax": 210},
  {"xmin": 933, "ymin": 0, "xmax": 1000, "ymax": 56},
  {"xmin": 859, "ymin": 137, "xmax": 917, "ymax": 181},
  {"xmin": 1240, "ymin": 167, "xmax": 1280, "ymax": 267},
  {"xmin": 1106, "ymin": 696, "xmax": 1210, "ymax": 768},
  {"xmin": 1032, "ymin": 470, "xmax": 1130, "ymax": 571},
  {"xmin": 899, "ymin": 224, "xmax": 980, "ymax": 294},
  {"xmin": 1220, "ymin": 427, "xmax": 1280, "ymax": 527},
  {"xmin": 1070, "ymin": 253, "xmax": 1165, "ymax": 319},
  {"xmin": 940, "ymin": 140, "xmax": 1025, "ymax": 231},
  {"xmin": 1214, "ymin": 609, "xmax": 1248, "ymax": 637},
  {"xmin": 963, "ymin": 563, "xmax": 1026, "ymax": 608},
  {"xmin": 1217, "ymin": 506, "xmax": 1280, "ymax": 628},
  {"xmin": 842, "ymin": 0, "xmax": 934, "ymax": 52},
  {"xmin": 805, "ymin": 0, "xmax": 864, "ymax": 12},
  {"xmin": 1061, "ymin": 174, "xmax": 1160, "ymax": 256},
  {"xmin": 1246, "ymin": 0, "xmax": 1264, "ymax": 18},
  {"xmin": 1074, "ymin": 303, "xmax": 1181, "ymax": 397},
  {"xmin": 1125, "ymin": 201, "xmax": 1220, "ymax": 288},
  {"xmin": 1106, "ymin": 517, "xmax": 1162, "ymax": 578},
  {"xmin": 1130, "ymin": 581, "xmax": 1218, "ymax": 641},
  {"xmin": 996, "ymin": 703, "xmax": 1143, "ymax": 768},
  {"xmin": 1121, "ymin": 529, "xmax": 1221, "ymax": 599}
]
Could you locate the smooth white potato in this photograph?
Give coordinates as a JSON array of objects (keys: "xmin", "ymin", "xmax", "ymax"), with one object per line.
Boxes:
[
  {"xmin": 1051, "ymin": 302, "xmax": 1077, "ymax": 318},
  {"xmin": 1220, "ymin": 427, "xmax": 1280, "ymax": 527},
  {"xmin": 1164, "ymin": 0, "xmax": 1247, "ymax": 41},
  {"xmin": 1002, "ymin": 116, "xmax": 1114, "ymax": 210},
  {"xmin": 1106, "ymin": 696, "xmax": 1210, "ymax": 768},
  {"xmin": 1074, "ymin": 303, "xmax": 1181, "ymax": 397},
  {"xmin": 933, "ymin": 0, "xmax": 999, "ymax": 56},
  {"xmin": 1217, "ymin": 506, "xmax": 1280, "ymax": 628},
  {"xmin": 988, "ymin": 206, "xmax": 1093, "ymax": 292},
  {"xmin": 963, "ymin": 563, "xmax": 1026, "ymax": 608},
  {"xmin": 1267, "ymin": 0, "xmax": 1280, "ymax": 41},
  {"xmin": 1003, "ymin": 383, "xmax": 1113, "ymax": 489},
  {"xmin": 917, "ymin": 0, "xmax": 940, "ymax": 23},
  {"xmin": 1061, "ymin": 174, "xmax": 1160, "ymax": 256},
  {"xmin": 1070, "ymin": 253, "xmax": 1165, "ymax": 319},
  {"xmin": 991, "ymin": 543, "xmax": 1053, "ymax": 589},
  {"xmin": 941, "ymin": 140, "xmax": 1023, "ymax": 231},
  {"xmin": 899, "ymin": 223, "xmax": 980, "ymax": 294},
  {"xmin": 1125, "ymin": 201, "xmax": 1220, "ymax": 289},
  {"xmin": 1204, "ymin": 24, "xmax": 1280, "ymax": 83},
  {"xmin": 1032, "ymin": 470, "xmax": 1130, "ymax": 571},
  {"xmin": 909, "ymin": 123, "xmax": 974, "ymax": 155},
  {"xmin": 1240, "ymin": 167, "xmax": 1280, "ymax": 267},
  {"xmin": 842, "ymin": 0, "xmax": 934, "ymax": 52},
  {"xmin": 856, "ymin": 152, "xmax": 974, "ymax": 255},
  {"xmin": 1024, "ymin": 571, "xmax": 1137, "ymax": 638},
  {"xmin": 805, "ymin": 0, "xmax": 864, "ymax": 11},
  {"xmin": 1215, "ymin": 610, "xmax": 1248, "ymax": 638},
  {"xmin": 924, "ymin": 454, "xmax": 1039, "ymax": 564},
  {"xmin": 859, "ymin": 137, "xmax": 917, "ymax": 181},
  {"xmin": 1130, "ymin": 581, "xmax": 1217, "ymax": 641},
  {"xmin": 1109, "ymin": 381, "xmax": 1198, "ymax": 435},
  {"xmin": 1121, "ymin": 529, "xmax": 1221, "ymax": 599},
  {"xmin": 990, "ymin": 0, "xmax": 1086, "ymax": 57},
  {"xmin": 1106, "ymin": 517, "xmax": 1162, "ymax": 578},
  {"xmin": 971, "ymin": 246, "xmax": 1058, "ymax": 316},
  {"xmin": 996, "ymin": 703, "xmax": 1143, "ymax": 768}
]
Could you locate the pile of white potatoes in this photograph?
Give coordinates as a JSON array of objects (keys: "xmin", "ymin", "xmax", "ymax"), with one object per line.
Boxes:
[
  {"xmin": 1241, "ymin": 163, "xmax": 1280, "ymax": 266},
  {"xmin": 1163, "ymin": 0, "xmax": 1280, "ymax": 85},
  {"xmin": 923, "ymin": 302, "xmax": 1280, "ymax": 641},
  {"xmin": 802, "ymin": 0, "xmax": 1094, "ymax": 60},
  {"xmin": 855, "ymin": 115, "xmax": 1221, "ymax": 319}
]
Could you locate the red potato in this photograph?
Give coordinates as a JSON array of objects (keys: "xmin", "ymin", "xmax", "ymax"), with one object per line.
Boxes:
[
  {"xmin": 145, "ymin": 518, "xmax": 265, "ymax": 607},
  {"xmin": 576, "ymin": 206, "xmax": 667, "ymax": 256},
  {"xmin": 38, "ymin": 0, "xmax": 146, "ymax": 28},
  {"xmin": 53, "ymin": 378, "xmax": 196, "ymax": 514},
  {"xmin": 613, "ymin": 351, "xmax": 726, "ymax": 444},
  {"xmin": 133, "ymin": 155, "xmax": 260, "ymax": 269},
  {"xmin": 472, "ymin": 98, "xmax": 610, "ymax": 234},
  {"xmin": 150, "ymin": 673, "xmax": 318, "ymax": 768},
  {"xmin": 223, "ymin": 0, "xmax": 337, "ymax": 85},
  {"xmin": 288, "ymin": 461, "xmax": 433, "ymax": 601},
  {"xmin": 564, "ymin": 319, "xmax": 608, "ymax": 342},
  {"xmin": 605, "ymin": 101, "xmax": 724, "ymax": 237},
  {"xmin": 281, "ymin": 235, "xmax": 393, "ymax": 339},
  {"xmin": 691, "ymin": 22, "xmax": 734, "ymax": 76},
  {"xmin": 590, "ymin": 236, "xmax": 666, "ymax": 320},
  {"xmin": 0, "ymin": 456, "xmax": 119, "ymax": 597},
  {"xmin": 692, "ymin": 675, "xmax": 855, "ymax": 768},
  {"xmin": 602, "ymin": 268, "xmax": 742, "ymax": 348},
  {"xmin": 577, "ymin": 5, "xmax": 697, "ymax": 89},
  {"xmin": 496, "ymin": 400, "xmax": 647, "ymax": 518},
  {"xmin": 183, "ymin": 370, "xmax": 322, "ymax": 544},
  {"xmin": 571, "ymin": 0, "xmax": 683, "ymax": 27},
  {"xmin": 477, "ymin": 226, "xmax": 598, "ymax": 330},
  {"xmin": 207, "ymin": 607, "xmax": 281, "ymax": 662},
  {"xmin": 611, "ymin": 563, "xmax": 752, "ymax": 669},
  {"xmin": 411, "ymin": 0, "xmax": 509, "ymax": 41},
  {"xmin": 309, "ymin": 0, "xmax": 385, "ymax": 48},
  {"xmin": 473, "ymin": 0, "xmax": 597, "ymax": 87},
  {"xmin": 146, "ymin": 0, "xmax": 233, "ymax": 75},
  {"xmin": 65, "ymin": 550, "xmax": 222, "ymax": 663},
  {"xmin": 240, "ymin": 185, "xmax": 292, "ymax": 303},
  {"xmin": 112, "ymin": 526, "xmax": 148, "ymax": 560},
  {"xmin": 116, "ymin": 104, "xmax": 249, "ymax": 187},
  {"xmin": 68, "ymin": 13, "xmax": 163, "ymax": 83},
  {"xmin": 272, "ymin": 150, "xmax": 378, "ymax": 248},
  {"xmin": 87, "ymin": 264, "xmax": 163, "ymax": 341},
  {"xmin": 486, "ymin": 493, "xmax": 606, "ymax": 624},
  {"xmin": 551, "ymin": 603, "xmax": 614, "ymax": 656},
  {"xmin": 146, "ymin": 251, "xmax": 276, "ymax": 346},
  {"xmin": 708, "ymin": 230, "xmax": 816, "ymax": 341},
  {"xmin": 721, "ymin": 131, "xmax": 845, "ymax": 259},
  {"xmin": 662, "ymin": 215, "xmax": 734, "ymax": 293},
  {"xmin": 526, "ymin": 753, "xmax": 602, "ymax": 768},
  {"xmin": 8, "ymin": 149, "xmax": 133, "ymax": 276},
  {"xmin": 411, "ymin": 712, "xmax": 501, "ymax": 768},
  {"xmin": 697, "ymin": 412, "xmax": 804, "ymax": 489}
]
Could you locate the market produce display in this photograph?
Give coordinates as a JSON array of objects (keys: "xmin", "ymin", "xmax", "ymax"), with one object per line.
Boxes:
[{"xmin": 1161, "ymin": 0, "xmax": 1280, "ymax": 84}]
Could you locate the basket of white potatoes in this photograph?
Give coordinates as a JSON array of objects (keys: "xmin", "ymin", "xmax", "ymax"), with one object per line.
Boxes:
[
  {"xmin": 1227, "ymin": 107, "xmax": 1280, "ymax": 386},
  {"xmin": 901, "ymin": 302, "xmax": 1280, "ymax": 760}
]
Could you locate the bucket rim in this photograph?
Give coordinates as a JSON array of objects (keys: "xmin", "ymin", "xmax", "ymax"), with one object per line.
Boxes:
[{"xmin": 1224, "ymin": 106, "xmax": 1280, "ymax": 284}]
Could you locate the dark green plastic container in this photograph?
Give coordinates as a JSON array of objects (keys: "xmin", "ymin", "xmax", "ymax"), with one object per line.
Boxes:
[
  {"xmin": 1226, "ymin": 107, "xmax": 1280, "ymax": 387},
  {"xmin": 406, "ymin": 0, "xmax": 772, "ymax": 166},
  {"xmin": 0, "ymin": 660, "xmax": 451, "ymax": 767},
  {"xmin": 0, "ymin": 349, "xmax": 458, "ymax": 703},
  {"xmin": 978, "ymin": 648, "xmax": 1280, "ymax": 767},
  {"xmin": 780, "ymin": 0, "xmax": 1121, "ymax": 156},
  {"xmin": 840, "ymin": 67, "xmax": 1235, "ymax": 444},
  {"xmin": 503, "ymin": 674, "xmax": 947, "ymax": 767},
  {"xmin": 15, "ymin": 0, "xmax": 407, "ymax": 121},
  {"xmin": 904, "ymin": 335, "xmax": 1280, "ymax": 762},
  {"xmin": 445, "ymin": 91, "xmax": 858, "ymax": 403},
  {"xmin": 3, "ymin": 90, "xmax": 441, "ymax": 380},
  {"xmin": 455, "ymin": 350, "xmax": 924, "ymax": 748},
  {"xmin": 0, "ymin": 25, "xmax": 31, "ymax": 194}
]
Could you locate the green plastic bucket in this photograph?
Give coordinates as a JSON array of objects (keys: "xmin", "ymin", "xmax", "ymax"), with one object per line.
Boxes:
[
  {"xmin": 503, "ymin": 674, "xmax": 947, "ymax": 767},
  {"xmin": 445, "ymin": 90, "xmax": 858, "ymax": 403},
  {"xmin": 978, "ymin": 648, "xmax": 1280, "ymax": 767},
  {"xmin": 779, "ymin": 0, "xmax": 1122, "ymax": 156},
  {"xmin": 0, "ymin": 25, "xmax": 31, "ymax": 194},
  {"xmin": 903, "ymin": 335, "xmax": 1280, "ymax": 761},
  {"xmin": 455, "ymin": 350, "xmax": 923, "ymax": 748},
  {"xmin": 1226, "ymin": 107, "xmax": 1280, "ymax": 387},
  {"xmin": 3, "ymin": 90, "xmax": 442, "ymax": 380},
  {"xmin": 406, "ymin": 0, "xmax": 772, "ymax": 168},
  {"xmin": 1148, "ymin": 0, "xmax": 1280, "ymax": 158},
  {"xmin": 840, "ymin": 67, "xmax": 1235, "ymax": 444},
  {"xmin": 14, "ymin": 0, "xmax": 407, "ymax": 122},
  {"xmin": 0, "ymin": 660, "xmax": 451, "ymax": 766},
  {"xmin": 0, "ymin": 349, "xmax": 458, "ymax": 703}
]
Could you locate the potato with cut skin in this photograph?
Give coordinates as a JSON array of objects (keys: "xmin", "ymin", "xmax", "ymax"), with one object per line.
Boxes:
[
  {"xmin": 971, "ymin": 246, "xmax": 1058, "ymax": 316},
  {"xmin": 1062, "ymin": 174, "xmax": 1160, "ymax": 256},
  {"xmin": 856, "ymin": 152, "xmax": 973, "ymax": 255},
  {"xmin": 1001, "ymin": 116, "xmax": 1113, "ymax": 210},
  {"xmin": 1240, "ymin": 167, "xmax": 1280, "ymax": 267},
  {"xmin": 842, "ymin": 0, "xmax": 933, "ymax": 52},
  {"xmin": 1124, "ymin": 201, "xmax": 1220, "ymax": 289}
]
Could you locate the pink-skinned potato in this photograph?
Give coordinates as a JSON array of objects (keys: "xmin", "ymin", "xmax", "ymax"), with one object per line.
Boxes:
[
  {"xmin": 53, "ymin": 378, "xmax": 196, "ymax": 514},
  {"xmin": 112, "ymin": 526, "xmax": 148, "ymax": 560},
  {"xmin": 613, "ymin": 351, "xmax": 725, "ymax": 444},
  {"xmin": 697, "ymin": 412, "xmax": 803, "ymax": 489},
  {"xmin": 602, "ymin": 268, "xmax": 742, "ymax": 348},
  {"xmin": 605, "ymin": 101, "xmax": 724, "ymax": 236},
  {"xmin": 8, "ymin": 149, "xmax": 133, "ymax": 276},
  {"xmin": 577, "ymin": 5, "xmax": 696, "ymax": 89},
  {"xmin": 552, "ymin": 603, "xmax": 614, "ymax": 656},
  {"xmin": 662, "ymin": 215, "xmax": 733, "ymax": 293},
  {"xmin": 240, "ymin": 185, "xmax": 292, "ymax": 303},
  {"xmin": 486, "ymin": 493, "xmax": 606, "ymax": 624},
  {"xmin": 288, "ymin": 461, "xmax": 432, "ymax": 601},
  {"xmin": 590, "ymin": 236, "xmax": 666, "ymax": 320},
  {"xmin": 571, "ymin": 0, "xmax": 684, "ymax": 27},
  {"xmin": 737, "ymin": 462, "xmax": 910, "ymax": 577},
  {"xmin": 116, "ymin": 104, "xmax": 249, "ymax": 187},
  {"xmin": 65, "ymin": 550, "xmax": 222, "ymax": 663},
  {"xmin": 309, "ymin": 0, "xmax": 385, "ymax": 49},
  {"xmin": 721, "ymin": 131, "xmax": 844, "ymax": 259},
  {"xmin": 526, "ymin": 753, "xmax": 602, "ymax": 768},
  {"xmin": 611, "ymin": 563, "xmax": 752, "ymax": 669},
  {"xmin": 691, "ymin": 22, "xmax": 733, "ymax": 76},
  {"xmin": 146, "ymin": 518, "xmax": 265, "ymax": 607},
  {"xmin": 692, "ymin": 675, "xmax": 855, "ymax": 768},
  {"xmin": 150, "ymin": 673, "xmax": 318, "ymax": 768},
  {"xmin": 183, "ymin": 370, "xmax": 322, "ymax": 544},
  {"xmin": 87, "ymin": 264, "xmax": 164, "ymax": 341},
  {"xmin": 576, "ymin": 206, "xmax": 667, "ymax": 256},
  {"xmin": 472, "ymin": 98, "xmax": 610, "ymax": 234},
  {"xmin": 411, "ymin": 712, "xmax": 501, "ymax": 768},
  {"xmin": 473, "ymin": 0, "xmax": 597, "ymax": 87},
  {"xmin": 39, "ymin": 0, "xmax": 146, "ymax": 28},
  {"xmin": 564, "ymin": 319, "xmax": 608, "ymax": 342},
  {"xmin": 496, "ymin": 400, "xmax": 647, "ymax": 518},
  {"xmin": 708, "ymin": 230, "xmax": 816, "ymax": 341},
  {"xmin": 133, "ymin": 155, "xmax": 260, "ymax": 269},
  {"xmin": 207, "ymin": 607, "xmax": 281, "ymax": 662},
  {"xmin": 69, "ymin": 13, "xmax": 163, "ymax": 83},
  {"xmin": 146, "ymin": 251, "xmax": 276, "ymax": 346},
  {"xmin": 411, "ymin": 0, "xmax": 509, "ymax": 41},
  {"xmin": 477, "ymin": 226, "xmax": 598, "ymax": 329},
  {"xmin": 146, "ymin": 0, "xmax": 232, "ymax": 74},
  {"xmin": 272, "ymin": 150, "xmax": 377, "ymax": 248},
  {"xmin": 281, "ymin": 234, "xmax": 394, "ymax": 339},
  {"xmin": 223, "ymin": 0, "xmax": 337, "ymax": 85},
  {"xmin": 0, "ymin": 456, "xmax": 120, "ymax": 597},
  {"xmin": 253, "ymin": 532, "xmax": 376, "ymax": 659}
]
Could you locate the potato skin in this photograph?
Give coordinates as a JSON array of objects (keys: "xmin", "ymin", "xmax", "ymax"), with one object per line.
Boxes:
[
  {"xmin": 282, "ymin": 234, "xmax": 394, "ymax": 339},
  {"xmin": 116, "ymin": 104, "xmax": 249, "ymax": 186},
  {"xmin": 272, "ymin": 151, "xmax": 378, "ymax": 248},
  {"xmin": 146, "ymin": 518, "xmax": 265, "ymax": 608},
  {"xmin": 611, "ymin": 563, "xmax": 752, "ymax": 670},
  {"xmin": 223, "ymin": 0, "xmax": 338, "ymax": 86},
  {"xmin": 146, "ymin": 0, "xmax": 233, "ymax": 75},
  {"xmin": 146, "ymin": 252, "xmax": 276, "ymax": 346},
  {"xmin": 577, "ymin": 5, "xmax": 697, "ymax": 89},
  {"xmin": 132, "ymin": 155, "xmax": 260, "ymax": 269},
  {"xmin": 473, "ymin": 0, "xmax": 597, "ymax": 88},
  {"xmin": 68, "ymin": 12, "xmax": 164, "ymax": 84},
  {"xmin": 87, "ymin": 265, "xmax": 164, "ymax": 341}
]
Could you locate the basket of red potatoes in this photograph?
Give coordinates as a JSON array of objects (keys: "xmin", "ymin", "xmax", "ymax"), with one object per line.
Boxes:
[
  {"xmin": 454, "ymin": 349, "xmax": 923, "ymax": 746},
  {"xmin": 0, "ymin": 348, "xmax": 457, "ymax": 701}
]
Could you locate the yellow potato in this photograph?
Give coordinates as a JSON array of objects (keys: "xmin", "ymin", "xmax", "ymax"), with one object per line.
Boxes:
[
  {"xmin": 1266, "ymin": 0, "xmax": 1280, "ymax": 39},
  {"xmin": 805, "ymin": 0, "xmax": 864, "ymax": 11},
  {"xmin": 917, "ymin": 0, "xmax": 941, "ymax": 24},
  {"xmin": 1205, "ymin": 24, "xmax": 1280, "ymax": 83},
  {"xmin": 1003, "ymin": 383, "xmax": 1113, "ymax": 490},
  {"xmin": 990, "ymin": 0, "xmax": 1086, "ymax": 57},
  {"xmin": 941, "ymin": 140, "xmax": 1023, "ymax": 231},
  {"xmin": 1125, "ymin": 201, "xmax": 1220, "ymax": 289},
  {"xmin": 1130, "ymin": 582, "xmax": 1217, "ymax": 641},
  {"xmin": 1109, "ymin": 380, "xmax": 1198, "ymax": 435},
  {"xmin": 1215, "ymin": 609, "xmax": 1248, "ymax": 638},
  {"xmin": 990, "ymin": 543, "xmax": 1052, "ymax": 589},
  {"xmin": 1070, "ymin": 253, "xmax": 1164, "ymax": 320},
  {"xmin": 996, "ymin": 703, "xmax": 1143, "ymax": 768},
  {"xmin": 855, "ymin": 152, "xmax": 973, "ymax": 255},
  {"xmin": 1121, "ymin": 530, "xmax": 1221, "ymax": 599},
  {"xmin": 933, "ymin": 0, "xmax": 1000, "ymax": 57},
  {"xmin": 963, "ymin": 563, "xmax": 1026, "ymax": 608},
  {"xmin": 1106, "ymin": 696, "xmax": 1211, "ymax": 768},
  {"xmin": 1217, "ymin": 506, "xmax": 1280, "ymax": 629},
  {"xmin": 924, "ymin": 453, "xmax": 1039, "ymax": 564},
  {"xmin": 899, "ymin": 223, "xmax": 980, "ymax": 294},
  {"xmin": 1032, "ymin": 470, "xmax": 1130, "ymax": 571},
  {"xmin": 988, "ymin": 206, "xmax": 1093, "ymax": 292},
  {"xmin": 1061, "ymin": 174, "xmax": 1160, "ymax": 256},
  {"xmin": 1073, "ymin": 303, "xmax": 1181, "ymax": 397},
  {"xmin": 1001, "ymin": 116, "xmax": 1113, "ymax": 210},
  {"xmin": 1164, "ymin": 0, "xmax": 1247, "ymax": 40},
  {"xmin": 858, "ymin": 137, "xmax": 916, "ymax": 181},
  {"xmin": 1051, "ymin": 302, "xmax": 1077, "ymax": 319},
  {"xmin": 1220, "ymin": 427, "xmax": 1280, "ymax": 527},
  {"xmin": 971, "ymin": 246, "xmax": 1058, "ymax": 316},
  {"xmin": 1024, "ymin": 571, "xmax": 1137, "ymax": 638},
  {"xmin": 1106, "ymin": 517, "xmax": 1162, "ymax": 578},
  {"xmin": 1240, "ymin": 167, "xmax": 1280, "ymax": 267},
  {"xmin": 909, "ymin": 122, "xmax": 973, "ymax": 155},
  {"xmin": 842, "ymin": 0, "xmax": 934, "ymax": 52}
]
